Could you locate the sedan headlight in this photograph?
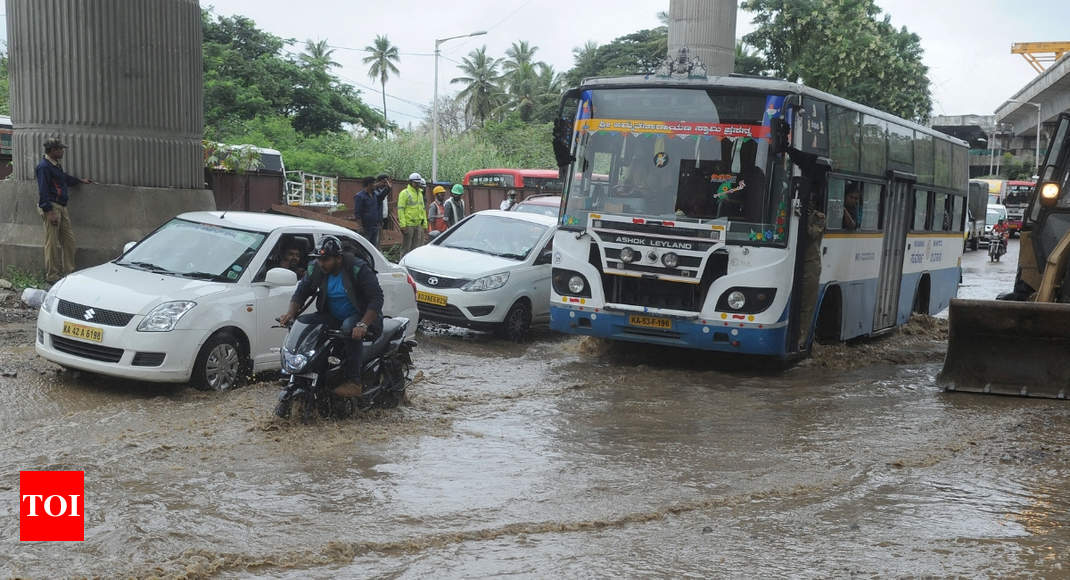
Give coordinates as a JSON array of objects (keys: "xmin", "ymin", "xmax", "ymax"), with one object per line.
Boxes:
[
  {"xmin": 462, "ymin": 272, "xmax": 510, "ymax": 292},
  {"xmin": 41, "ymin": 282, "xmax": 63, "ymax": 313},
  {"xmin": 281, "ymin": 349, "xmax": 309, "ymax": 374},
  {"xmin": 137, "ymin": 301, "xmax": 196, "ymax": 332}
]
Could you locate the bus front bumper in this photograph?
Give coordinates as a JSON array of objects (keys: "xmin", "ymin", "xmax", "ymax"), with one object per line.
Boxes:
[{"xmin": 550, "ymin": 305, "xmax": 787, "ymax": 356}]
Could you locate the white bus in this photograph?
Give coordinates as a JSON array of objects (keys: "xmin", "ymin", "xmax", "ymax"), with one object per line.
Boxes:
[{"xmin": 548, "ymin": 71, "xmax": 968, "ymax": 358}]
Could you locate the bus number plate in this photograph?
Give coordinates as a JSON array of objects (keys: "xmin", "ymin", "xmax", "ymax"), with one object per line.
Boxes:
[
  {"xmin": 62, "ymin": 321, "xmax": 103, "ymax": 342},
  {"xmin": 629, "ymin": 315, "xmax": 672, "ymax": 330},
  {"xmin": 416, "ymin": 291, "xmax": 448, "ymax": 307}
]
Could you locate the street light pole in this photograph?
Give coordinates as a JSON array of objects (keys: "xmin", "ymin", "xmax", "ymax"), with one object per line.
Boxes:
[
  {"xmin": 1008, "ymin": 99, "xmax": 1043, "ymax": 176},
  {"xmin": 432, "ymin": 30, "xmax": 486, "ymax": 183}
]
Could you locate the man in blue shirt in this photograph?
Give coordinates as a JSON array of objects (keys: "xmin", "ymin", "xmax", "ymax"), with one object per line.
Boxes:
[
  {"xmin": 35, "ymin": 139, "xmax": 92, "ymax": 283},
  {"xmin": 279, "ymin": 236, "xmax": 384, "ymax": 398},
  {"xmin": 353, "ymin": 176, "xmax": 380, "ymax": 246}
]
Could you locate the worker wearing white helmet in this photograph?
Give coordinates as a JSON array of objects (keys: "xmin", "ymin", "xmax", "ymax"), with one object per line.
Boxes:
[{"xmin": 398, "ymin": 172, "xmax": 428, "ymax": 256}]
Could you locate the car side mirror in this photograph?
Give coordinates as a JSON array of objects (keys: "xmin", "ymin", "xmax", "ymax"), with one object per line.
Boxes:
[
  {"xmin": 265, "ymin": 267, "xmax": 298, "ymax": 287},
  {"xmin": 122, "ymin": 241, "xmax": 137, "ymax": 255},
  {"xmin": 535, "ymin": 249, "xmax": 553, "ymax": 265}
]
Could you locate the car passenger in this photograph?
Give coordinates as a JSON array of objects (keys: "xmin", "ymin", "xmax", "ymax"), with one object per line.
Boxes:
[{"xmin": 279, "ymin": 239, "xmax": 307, "ymax": 280}]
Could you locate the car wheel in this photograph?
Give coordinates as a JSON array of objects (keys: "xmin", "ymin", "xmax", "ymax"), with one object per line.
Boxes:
[
  {"xmin": 192, "ymin": 331, "xmax": 244, "ymax": 391},
  {"xmin": 497, "ymin": 300, "xmax": 532, "ymax": 342}
]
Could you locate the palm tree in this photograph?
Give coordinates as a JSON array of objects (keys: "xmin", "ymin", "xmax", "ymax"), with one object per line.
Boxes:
[
  {"xmin": 300, "ymin": 39, "xmax": 338, "ymax": 72},
  {"xmin": 450, "ymin": 46, "xmax": 504, "ymax": 127},
  {"xmin": 502, "ymin": 40, "xmax": 538, "ymax": 80},
  {"xmin": 362, "ymin": 35, "xmax": 401, "ymax": 126}
]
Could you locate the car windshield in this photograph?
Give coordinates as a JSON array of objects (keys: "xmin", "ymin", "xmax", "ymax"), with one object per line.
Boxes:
[
  {"xmin": 561, "ymin": 88, "xmax": 791, "ymax": 245},
  {"xmin": 986, "ymin": 210, "xmax": 1003, "ymax": 225},
  {"xmin": 116, "ymin": 218, "xmax": 267, "ymax": 282},
  {"xmin": 439, "ymin": 214, "xmax": 548, "ymax": 260},
  {"xmin": 514, "ymin": 202, "xmax": 560, "ymax": 218}
]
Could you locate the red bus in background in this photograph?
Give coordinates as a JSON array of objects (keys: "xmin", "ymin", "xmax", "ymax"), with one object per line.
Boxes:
[
  {"xmin": 462, "ymin": 168, "xmax": 564, "ymax": 193},
  {"xmin": 1003, "ymin": 180, "xmax": 1035, "ymax": 235}
]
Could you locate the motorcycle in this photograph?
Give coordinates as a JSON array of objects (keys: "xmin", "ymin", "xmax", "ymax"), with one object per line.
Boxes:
[
  {"xmin": 275, "ymin": 315, "xmax": 416, "ymax": 421},
  {"xmin": 988, "ymin": 231, "xmax": 1007, "ymax": 262}
]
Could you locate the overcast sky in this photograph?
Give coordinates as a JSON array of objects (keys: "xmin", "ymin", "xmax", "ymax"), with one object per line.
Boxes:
[{"xmin": 8, "ymin": 1, "xmax": 1068, "ymax": 124}]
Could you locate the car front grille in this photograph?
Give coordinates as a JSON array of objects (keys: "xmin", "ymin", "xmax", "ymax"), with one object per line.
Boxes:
[
  {"xmin": 408, "ymin": 269, "xmax": 469, "ymax": 289},
  {"xmin": 417, "ymin": 302, "xmax": 468, "ymax": 320},
  {"xmin": 51, "ymin": 334, "xmax": 124, "ymax": 363},
  {"xmin": 57, "ymin": 300, "xmax": 135, "ymax": 327}
]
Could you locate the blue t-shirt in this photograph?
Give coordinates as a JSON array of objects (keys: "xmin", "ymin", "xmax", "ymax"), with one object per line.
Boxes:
[{"xmin": 326, "ymin": 273, "xmax": 359, "ymax": 320}]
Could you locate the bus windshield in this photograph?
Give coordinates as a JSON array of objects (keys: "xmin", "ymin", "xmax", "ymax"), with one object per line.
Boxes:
[
  {"xmin": 561, "ymin": 88, "xmax": 791, "ymax": 245},
  {"xmin": 1004, "ymin": 183, "xmax": 1033, "ymax": 205}
]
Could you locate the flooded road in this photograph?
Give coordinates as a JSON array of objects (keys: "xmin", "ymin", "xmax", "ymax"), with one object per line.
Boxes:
[{"xmin": 4, "ymin": 240, "xmax": 1070, "ymax": 578}]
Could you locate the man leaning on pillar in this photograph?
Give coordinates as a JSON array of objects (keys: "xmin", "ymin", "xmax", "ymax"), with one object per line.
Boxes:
[{"xmin": 36, "ymin": 139, "xmax": 92, "ymax": 284}]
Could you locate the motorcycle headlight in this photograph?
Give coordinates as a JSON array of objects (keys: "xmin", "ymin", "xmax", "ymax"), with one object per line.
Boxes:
[
  {"xmin": 137, "ymin": 301, "xmax": 196, "ymax": 332},
  {"xmin": 462, "ymin": 272, "xmax": 510, "ymax": 292},
  {"xmin": 281, "ymin": 349, "xmax": 308, "ymax": 374}
]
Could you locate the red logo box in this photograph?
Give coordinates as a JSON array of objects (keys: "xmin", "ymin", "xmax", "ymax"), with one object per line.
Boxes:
[{"xmin": 20, "ymin": 471, "xmax": 84, "ymax": 542}]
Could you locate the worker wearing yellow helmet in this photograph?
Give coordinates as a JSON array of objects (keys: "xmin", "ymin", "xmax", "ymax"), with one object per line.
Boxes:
[{"xmin": 428, "ymin": 185, "xmax": 448, "ymax": 235}]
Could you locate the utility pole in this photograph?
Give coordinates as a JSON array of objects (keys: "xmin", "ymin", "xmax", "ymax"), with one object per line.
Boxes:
[{"xmin": 432, "ymin": 30, "xmax": 486, "ymax": 183}]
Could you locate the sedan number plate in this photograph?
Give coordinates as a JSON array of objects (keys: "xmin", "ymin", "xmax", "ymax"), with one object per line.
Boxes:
[
  {"xmin": 628, "ymin": 315, "xmax": 672, "ymax": 330},
  {"xmin": 62, "ymin": 321, "xmax": 104, "ymax": 342},
  {"xmin": 417, "ymin": 291, "xmax": 448, "ymax": 307}
]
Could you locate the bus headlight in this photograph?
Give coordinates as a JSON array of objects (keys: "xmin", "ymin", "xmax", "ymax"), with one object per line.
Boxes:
[
  {"xmin": 620, "ymin": 247, "xmax": 639, "ymax": 263},
  {"xmin": 661, "ymin": 252, "xmax": 679, "ymax": 268},
  {"xmin": 727, "ymin": 291, "xmax": 746, "ymax": 310},
  {"xmin": 568, "ymin": 275, "xmax": 586, "ymax": 294},
  {"xmin": 717, "ymin": 287, "xmax": 778, "ymax": 314}
]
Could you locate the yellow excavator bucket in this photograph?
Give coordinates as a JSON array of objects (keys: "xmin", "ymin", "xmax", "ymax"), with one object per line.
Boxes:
[{"xmin": 940, "ymin": 298, "xmax": 1070, "ymax": 398}]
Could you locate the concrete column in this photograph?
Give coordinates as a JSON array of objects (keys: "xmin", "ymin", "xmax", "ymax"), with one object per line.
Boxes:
[
  {"xmin": 0, "ymin": 0, "xmax": 215, "ymax": 276},
  {"xmin": 6, "ymin": 0, "xmax": 204, "ymax": 188},
  {"xmin": 668, "ymin": 0, "xmax": 737, "ymax": 76}
]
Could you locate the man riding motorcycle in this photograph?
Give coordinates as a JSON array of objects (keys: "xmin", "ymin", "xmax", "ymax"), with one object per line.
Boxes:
[{"xmin": 278, "ymin": 236, "xmax": 384, "ymax": 398}]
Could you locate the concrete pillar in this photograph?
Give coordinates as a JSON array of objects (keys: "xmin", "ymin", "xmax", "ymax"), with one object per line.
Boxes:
[
  {"xmin": 0, "ymin": 0, "xmax": 215, "ymax": 276},
  {"xmin": 668, "ymin": 0, "xmax": 737, "ymax": 76},
  {"xmin": 7, "ymin": 0, "xmax": 204, "ymax": 187}
]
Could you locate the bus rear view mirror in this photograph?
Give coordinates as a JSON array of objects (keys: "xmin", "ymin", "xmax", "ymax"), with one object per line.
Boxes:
[{"xmin": 553, "ymin": 118, "xmax": 575, "ymax": 178}]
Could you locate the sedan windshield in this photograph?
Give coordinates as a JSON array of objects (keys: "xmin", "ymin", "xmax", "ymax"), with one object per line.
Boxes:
[
  {"xmin": 439, "ymin": 214, "xmax": 548, "ymax": 260},
  {"xmin": 117, "ymin": 218, "xmax": 267, "ymax": 282},
  {"xmin": 513, "ymin": 203, "xmax": 560, "ymax": 218}
]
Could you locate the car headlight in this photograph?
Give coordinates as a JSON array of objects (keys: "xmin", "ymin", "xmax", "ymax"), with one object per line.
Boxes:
[
  {"xmin": 137, "ymin": 301, "xmax": 196, "ymax": 332},
  {"xmin": 462, "ymin": 272, "xmax": 510, "ymax": 292},
  {"xmin": 568, "ymin": 275, "xmax": 586, "ymax": 294},
  {"xmin": 41, "ymin": 283, "xmax": 62, "ymax": 313},
  {"xmin": 281, "ymin": 350, "xmax": 308, "ymax": 374},
  {"xmin": 661, "ymin": 252, "xmax": 679, "ymax": 268},
  {"xmin": 727, "ymin": 291, "xmax": 746, "ymax": 310}
]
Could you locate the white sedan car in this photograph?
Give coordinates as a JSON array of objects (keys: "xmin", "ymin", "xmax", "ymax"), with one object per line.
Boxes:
[
  {"xmin": 400, "ymin": 210, "xmax": 556, "ymax": 340},
  {"xmin": 35, "ymin": 212, "xmax": 419, "ymax": 390}
]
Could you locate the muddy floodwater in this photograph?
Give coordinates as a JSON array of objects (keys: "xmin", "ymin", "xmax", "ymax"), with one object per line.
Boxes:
[{"xmin": 3, "ymin": 240, "xmax": 1070, "ymax": 577}]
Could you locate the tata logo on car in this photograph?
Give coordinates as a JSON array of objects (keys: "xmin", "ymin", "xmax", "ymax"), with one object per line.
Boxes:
[
  {"xmin": 612, "ymin": 235, "xmax": 693, "ymax": 251},
  {"xmin": 426, "ymin": 277, "xmax": 439, "ymax": 287}
]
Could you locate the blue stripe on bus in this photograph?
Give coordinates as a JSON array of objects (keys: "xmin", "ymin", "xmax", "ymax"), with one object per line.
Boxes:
[{"xmin": 550, "ymin": 306, "xmax": 789, "ymax": 356}]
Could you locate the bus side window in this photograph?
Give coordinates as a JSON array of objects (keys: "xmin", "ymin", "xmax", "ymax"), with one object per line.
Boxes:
[
  {"xmin": 932, "ymin": 193, "xmax": 948, "ymax": 231},
  {"xmin": 826, "ymin": 178, "xmax": 846, "ymax": 230},
  {"xmin": 952, "ymin": 195, "xmax": 965, "ymax": 232},
  {"xmin": 861, "ymin": 183, "xmax": 882, "ymax": 231},
  {"xmin": 912, "ymin": 190, "xmax": 929, "ymax": 231}
]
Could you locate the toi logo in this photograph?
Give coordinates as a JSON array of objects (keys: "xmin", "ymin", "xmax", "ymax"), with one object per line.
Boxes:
[{"xmin": 20, "ymin": 471, "xmax": 84, "ymax": 542}]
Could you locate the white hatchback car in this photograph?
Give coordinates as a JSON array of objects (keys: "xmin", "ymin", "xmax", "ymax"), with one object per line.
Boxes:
[
  {"xmin": 400, "ymin": 210, "xmax": 556, "ymax": 340},
  {"xmin": 35, "ymin": 212, "xmax": 419, "ymax": 390}
]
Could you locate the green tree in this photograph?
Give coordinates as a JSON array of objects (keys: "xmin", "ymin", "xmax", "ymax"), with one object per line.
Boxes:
[
  {"xmin": 563, "ymin": 27, "xmax": 668, "ymax": 87},
  {"xmin": 742, "ymin": 0, "xmax": 932, "ymax": 121},
  {"xmin": 451, "ymin": 46, "xmax": 504, "ymax": 127},
  {"xmin": 734, "ymin": 41, "xmax": 766, "ymax": 76},
  {"xmin": 0, "ymin": 45, "xmax": 9, "ymax": 116},
  {"xmin": 202, "ymin": 11, "xmax": 383, "ymax": 135},
  {"xmin": 363, "ymin": 35, "xmax": 401, "ymax": 127}
]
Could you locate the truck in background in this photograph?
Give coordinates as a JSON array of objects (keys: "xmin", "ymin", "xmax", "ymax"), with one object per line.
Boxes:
[{"xmin": 965, "ymin": 180, "xmax": 989, "ymax": 250}]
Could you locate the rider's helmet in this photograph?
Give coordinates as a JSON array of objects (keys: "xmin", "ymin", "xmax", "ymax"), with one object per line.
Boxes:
[{"xmin": 310, "ymin": 235, "xmax": 343, "ymax": 259}]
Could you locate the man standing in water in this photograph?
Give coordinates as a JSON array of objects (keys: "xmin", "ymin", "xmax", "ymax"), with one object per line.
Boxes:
[{"xmin": 36, "ymin": 139, "xmax": 92, "ymax": 284}]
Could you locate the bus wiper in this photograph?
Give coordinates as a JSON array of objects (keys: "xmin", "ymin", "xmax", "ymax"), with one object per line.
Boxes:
[
  {"xmin": 179, "ymin": 271, "xmax": 228, "ymax": 281},
  {"xmin": 127, "ymin": 261, "xmax": 171, "ymax": 274}
]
